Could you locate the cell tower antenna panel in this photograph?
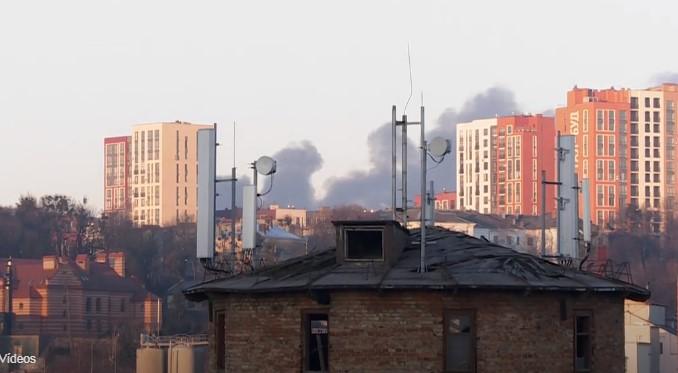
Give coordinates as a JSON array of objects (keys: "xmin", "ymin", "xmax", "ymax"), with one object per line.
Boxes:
[{"xmin": 196, "ymin": 128, "xmax": 216, "ymax": 259}]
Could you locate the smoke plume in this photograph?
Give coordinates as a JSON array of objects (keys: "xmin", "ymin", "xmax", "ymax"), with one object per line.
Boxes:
[
  {"xmin": 650, "ymin": 72, "xmax": 678, "ymax": 85},
  {"xmin": 261, "ymin": 140, "xmax": 323, "ymax": 208},
  {"xmin": 322, "ymin": 86, "xmax": 520, "ymax": 207}
]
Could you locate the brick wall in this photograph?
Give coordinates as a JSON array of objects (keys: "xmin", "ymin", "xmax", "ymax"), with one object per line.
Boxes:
[{"xmin": 208, "ymin": 290, "xmax": 624, "ymax": 373}]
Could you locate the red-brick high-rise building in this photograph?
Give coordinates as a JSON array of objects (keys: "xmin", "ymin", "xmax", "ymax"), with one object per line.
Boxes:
[
  {"xmin": 555, "ymin": 87, "xmax": 631, "ymax": 229},
  {"xmin": 495, "ymin": 115, "xmax": 556, "ymax": 216},
  {"xmin": 103, "ymin": 136, "xmax": 131, "ymax": 215}
]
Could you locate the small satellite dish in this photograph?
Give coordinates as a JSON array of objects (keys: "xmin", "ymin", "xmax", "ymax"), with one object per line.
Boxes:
[
  {"xmin": 428, "ymin": 137, "xmax": 451, "ymax": 158},
  {"xmin": 256, "ymin": 156, "xmax": 277, "ymax": 175}
]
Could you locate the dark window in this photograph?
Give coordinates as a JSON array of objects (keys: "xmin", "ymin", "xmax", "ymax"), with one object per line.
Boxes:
[
  {"xmin": 85, "ymin": 297, "xmax": 91, "ymax": 313},
  {"xmin": 95, "ymin": 298, "xmax": 101, "ymax": 313},
  {"xmin": 344, "ymin": 229, "xmax": 383, "ymax": 260},
  {"xmin": 303, "ymin": 311, "xmax": 329, "ymax": 372},
  {"xmin": 216, "ymin": 311, "xmax": 226, "ymax": 370},
  {"xmin": 575, "ymin": 311, "xmax": 593, "ymax": 372},
  {"xmin": 654, "ymin": 97, "xmax": 661, "ymax": 108},
  {"xmin": 645, "ymin": 97, "xmax": 651, "ymax": 107},
  {"xmin": 120, "ymin": 299, "xmax": 126, "ymax": 313},
  {"xmin": 445, "ymin": 310, "xmax": 476, "ymax": 373},
  {"xmin": 86, "ymin": 319, "xmax": 92, "ymax": 330}
]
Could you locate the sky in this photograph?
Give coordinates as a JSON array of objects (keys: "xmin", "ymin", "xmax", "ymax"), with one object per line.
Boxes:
[{"xmin": 1, "ymin": 0, "xmax": 677, "ymax": 211}]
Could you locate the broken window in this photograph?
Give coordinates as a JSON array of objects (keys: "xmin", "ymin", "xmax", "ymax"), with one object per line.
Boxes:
[
  {"xmin": 304, "ymin": 312, "xmax": 329, "ymax": 372},
  {"xmin": 575, "ymin": 311, "xmax": 593, "ymax": 372},
  {"xmin": 344, "ymin": 228, "xmax": 383, "ymax": 260},
  {"xmin": 216, "ymin": 311, "xmax": 226, "ymax": 370},
  {"xmin": 445, "ymin": 310, "xmax": 475, "ymax": 373}
]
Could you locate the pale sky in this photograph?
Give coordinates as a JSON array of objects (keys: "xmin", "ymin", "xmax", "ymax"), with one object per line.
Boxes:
[{"xmin": 1, "ymin": 0, "xmax": 677, "ymax": 211}]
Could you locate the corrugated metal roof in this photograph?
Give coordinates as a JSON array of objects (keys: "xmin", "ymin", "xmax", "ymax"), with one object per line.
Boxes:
[{"xmin": 185, "ymin": 227, "xmax": 650, "ymax": 301}]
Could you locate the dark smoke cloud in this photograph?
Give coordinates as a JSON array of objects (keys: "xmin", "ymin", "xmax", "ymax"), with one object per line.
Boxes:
[
  {"xmin": 320, "ymin": 122, "xmax": 419, "ymax": 208},
  {"xmin": 321, "ymin": 87, "xmax": 521, "ymax": 208},
  {"xmin": 261, "ymin": 140, "xmax": 323, "ymax": 208},
  {"xmin": 650, "ymin": 72, "xmax": 678, "ymax": 85},
  {"xmin": 221, "ymin": 87, "xmax": 521, "ymax": 209}
]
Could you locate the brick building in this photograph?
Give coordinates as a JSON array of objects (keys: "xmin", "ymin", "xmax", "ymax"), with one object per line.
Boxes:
[
  {"xmin": 186, "ymin": 220, "xmax": 648, "ymax": 372},
  {"xmin": 0, "ymin": 252, "xmax": 161, "ymax": 337}
]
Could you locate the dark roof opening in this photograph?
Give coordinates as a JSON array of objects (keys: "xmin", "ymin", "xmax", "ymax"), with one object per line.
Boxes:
[{"xmin": 345, "ymin": 229, "xmax": 383, "ymax": 261}]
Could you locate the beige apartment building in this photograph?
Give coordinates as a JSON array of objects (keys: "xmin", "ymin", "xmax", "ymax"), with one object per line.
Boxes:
[
  {"xmin": 629, "ymin": 85, "xmax": 678, "ymax": 232},
  {"xmin": 456, "ymin": 118, "xmax": 496, "ymax": 213},
  {"xmin": 130, "ymin": 121, "xmax": 212, "ymax": 226}
]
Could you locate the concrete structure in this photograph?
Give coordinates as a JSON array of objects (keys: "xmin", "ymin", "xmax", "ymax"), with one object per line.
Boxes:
[
  {"xmin": 495, "ymin": 115, "xmax": 556, "ymax": 216},
  {"xmin": 625, "ymin": 300, "xmax": 678, "ymax": 373},
  {"xmin": 103, "ymin": 136, "xmax": 131, "ymax": 215},
  {"xmin": 130, "ymin": 121, "xmax": 211, "ymax": 226},
  {"xmin": 186, "ymin": 220, "xmax": 649, "ymax": 373},
  {"xmin": 0, "ymin": 252, "xmax": 161, "ymax": 337},
  {"xmin": 456, "ymin": 118, "xmax": 496, "ymax": 213}
]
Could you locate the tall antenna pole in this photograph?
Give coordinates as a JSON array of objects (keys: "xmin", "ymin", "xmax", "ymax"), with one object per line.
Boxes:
[
  {"xmin": 541, "ymin": 170, "xmax": 546, "ymax": 256},
  {"xmin": 231, "ymin": 122, "xmax": 237, "ymax": 253},
  {"xmin": 392, "ymin": 106, "xmax": 397, "ymax": 220},
  {"xmin": 419, "ymin": 105, "xmax": 426, "ymax": 272},
  {"xmin": 402, "ymin": 114, "xmax": 408, "ymax": 227}
]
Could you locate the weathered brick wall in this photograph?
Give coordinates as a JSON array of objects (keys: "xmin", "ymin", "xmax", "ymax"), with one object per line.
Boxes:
[{"xmin": 208, "ymin": 290, "xmax": 624, "ymax": 373}]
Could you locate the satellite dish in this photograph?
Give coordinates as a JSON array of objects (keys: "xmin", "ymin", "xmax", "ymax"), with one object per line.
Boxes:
[
  {"xmin": 428, "ymin": 137, "xmax": 451, "ymax": 158},
  {"xmin": 256, "ymin": 156, "xmax": 277, "ymax": 175}
]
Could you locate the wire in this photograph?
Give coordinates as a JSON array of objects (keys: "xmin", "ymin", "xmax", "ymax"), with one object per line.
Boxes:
[
  {"xmin": 259, "ymin": 173, "xmax": 275, "ymax": 196},
  {"xmin": 403, "ymin": 44, "xmax": 413, "ymax": 115}
]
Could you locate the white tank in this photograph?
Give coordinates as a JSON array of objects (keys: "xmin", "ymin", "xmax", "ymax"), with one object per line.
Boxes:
[
  {"xmin": 136, "ymin": 347, "xmax": 166, "ymax": 373},
  {"xmin": 168, "ymin": 345, "xmax": 194, "ymax": 373}
]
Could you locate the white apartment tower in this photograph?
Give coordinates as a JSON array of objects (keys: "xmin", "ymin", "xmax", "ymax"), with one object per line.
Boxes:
[
  {"xmin": 629, "ymin": 84, "xmax": 678, "ymax": 232},
  {"xmin": 456, "ymin": 118, "xmax": 496, "ymax": 213}
]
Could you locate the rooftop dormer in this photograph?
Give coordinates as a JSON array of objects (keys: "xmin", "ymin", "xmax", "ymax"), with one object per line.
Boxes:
[{"xmin": 333, "ymin": 220, "xmax": 409, "ymax": 267}]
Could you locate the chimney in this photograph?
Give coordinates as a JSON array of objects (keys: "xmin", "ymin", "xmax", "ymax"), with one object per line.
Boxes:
[
  {"xmin": 42, "ymin": 256, "xmax": 57, "ymax": 271},
  {"xmin": 75, "ymin": 254, "xmax": 90, "ymax": 272},
  {"xmin": 108, "ymin": 252, "xmax": 126, "ymax": 278}
]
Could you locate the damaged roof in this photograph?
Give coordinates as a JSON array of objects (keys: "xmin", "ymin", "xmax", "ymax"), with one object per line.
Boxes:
[{"xmin": 184, "ymin": 226, "xmax": 650, "ymax": 302}]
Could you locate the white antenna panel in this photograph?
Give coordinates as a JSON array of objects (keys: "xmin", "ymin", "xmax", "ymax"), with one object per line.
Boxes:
[
  {"xmin": 242, "ymin": 185, "xmax": 257, "ymax": 249},
  {"xmin": 557, "ymin": 135, "xmax": 578, "ymax": 258},
  {"xmin": 196, "ymin": 128, "xmax": 216, "ymax": 259}
]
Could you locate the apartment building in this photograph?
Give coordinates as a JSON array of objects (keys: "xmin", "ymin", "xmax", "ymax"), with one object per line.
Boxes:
[
  {"xmin": 555, "ymin": 87, "xmax": 631, "ymax": 229},
  {"xmin": 495, "ymin": 115, "xmax": 556, "ymax": 216},
  {"xmin": 628, "ymin": 84, "xmax": 678, "ymax": 232},
  {"xmin": 103, "ymin": 136, "xmax": 131, "ymax": 215},
  {"xmin": 456, "ymin": 115, "xmax": 556, "ymax": 216},
  {"xmin": 130, "ymin": 121, "xmax": 211, "ymax": 227},
  {"xmin": 456, "ymin": 118, "xmax": 496, "ymax": 213},
  {"xmin": 556, "ymin": 84, "xmax": 678, "ymax": 232}
]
